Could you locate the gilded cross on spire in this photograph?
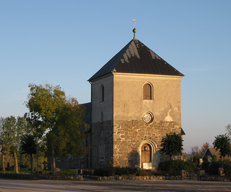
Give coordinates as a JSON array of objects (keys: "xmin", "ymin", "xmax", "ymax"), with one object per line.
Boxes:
[{"xmin": 132, "ymin": 18, "xmax": 137, "ymax": 39}]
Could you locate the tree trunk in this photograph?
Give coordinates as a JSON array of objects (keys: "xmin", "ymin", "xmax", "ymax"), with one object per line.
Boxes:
[
  {"xmin": 36, "ymin": 142, "xmax": 38, "ymax": 174},
  {"xmin": 52, "ymin": 146, "xmax": 56, "ymax": 174},
  {"xmin": 1, "ymin": 144, "xmax": 5, "ymax": 171},
  {"xmin": 170, "ymin": 154, "xmax": 174, "ymax": 160},
  {"xmin": 31, "ymin": 153, "xmax": 34, "ymax": 175},
  {"xmin": 1, "ymin": 153, "xmax": 5, "ymax": 171},
  {"xmin": 14, "ymin": 151, "xmax": 18, "ymax": 173}
]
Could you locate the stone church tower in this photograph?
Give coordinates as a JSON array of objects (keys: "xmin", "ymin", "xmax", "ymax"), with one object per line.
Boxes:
[{"xmin": 88, "ymin": 29, "xmax": 184, "ymax": 169}]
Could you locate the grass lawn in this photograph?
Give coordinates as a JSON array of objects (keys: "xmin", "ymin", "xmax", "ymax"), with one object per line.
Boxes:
[{"xmin": 0, "ymin": 169, "xmax": 78, "ymax": 175}]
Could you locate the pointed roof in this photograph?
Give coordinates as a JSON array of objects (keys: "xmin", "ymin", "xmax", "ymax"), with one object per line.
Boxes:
[
  {"xmin": 88, "ymin": 39, "xmax": 184, "ymax": 81},
  {"xmin": 202, "ymin": 147, "xmax": 231, "ymax": 161}
]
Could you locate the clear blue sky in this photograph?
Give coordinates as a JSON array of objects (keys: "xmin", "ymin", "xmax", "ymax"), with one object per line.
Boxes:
[{"xmin": 0, "ymin": 0, "xmax": 230, "ymax": 153}]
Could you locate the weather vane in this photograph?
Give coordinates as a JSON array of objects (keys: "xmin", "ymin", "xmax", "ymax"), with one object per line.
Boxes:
[{"xmin": 133, "ymin": 18, "xmax": 136, "ymax": 28}]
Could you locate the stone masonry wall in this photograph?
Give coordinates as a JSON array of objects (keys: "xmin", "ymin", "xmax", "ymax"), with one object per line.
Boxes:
[
  {"xmin": 113, "ymin": 120, "xmax": 181, "ymax": 169},
  {"xmin": 91, "ymin": 120, "xmax": 113, "ymax": 169}
]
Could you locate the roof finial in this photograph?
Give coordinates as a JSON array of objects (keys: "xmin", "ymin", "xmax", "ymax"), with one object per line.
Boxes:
[{"xmin": 133, "ymin": 18, "xmax": 137, "ymax": 39}]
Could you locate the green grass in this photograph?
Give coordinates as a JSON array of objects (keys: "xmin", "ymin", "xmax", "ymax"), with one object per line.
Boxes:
[
  {"xmin": 1, "ymin": 169, "xmax": 79, "ymax": 175},
  {"xmin": 0, "ymin": 170, "xmax": 31, "ymax": 174}
]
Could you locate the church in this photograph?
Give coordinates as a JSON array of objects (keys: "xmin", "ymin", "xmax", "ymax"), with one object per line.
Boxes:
[{"xmin": 54, "ymin": 28, "xmax": 185, "ymax": 170}]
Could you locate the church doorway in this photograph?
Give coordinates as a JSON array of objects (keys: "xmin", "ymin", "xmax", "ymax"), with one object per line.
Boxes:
[{"xmin": 141, "ymin": 143, "xmax": 151, "ymax": 169}]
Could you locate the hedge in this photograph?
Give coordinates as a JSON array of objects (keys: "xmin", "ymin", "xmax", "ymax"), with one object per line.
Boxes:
[{"xmin": 158, "ymin": 160, "xmax": 195, "ymax": 175}]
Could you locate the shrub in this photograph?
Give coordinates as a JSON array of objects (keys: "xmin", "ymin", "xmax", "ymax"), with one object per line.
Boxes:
[
  {"xmin": 209, "ymin": 161, "xmax": 222, "ymax": 175},
  {"xmin": 94, "ymin": 167, "xmax": 115, "ymax": 176},
  {"xmin": 129, "ymin": 167, "xmax": 138, "ymax": 175},
  {"xmin": 115, "ymin": 167, "xmax": 129, "ymax": 175},
  {"xmin": 5, "ymin": 167, "xmax": 14, "ymax": 171},
  {"xmin": 115, "ymin": 167, "xmax": 137, "ymax": 176},
  {"xmin": 208, "ymin": 160, "xmax": 231, "ymax": 175},
  {"xmin": 148, "ymin": 170, "xmax": 165, "ymax": 176},
  {"xmin": 202, "ymin": 162, "xmax": 210, "ymax": 172},
  {"xmin": 192, "ymin": 156, "xmax": 200, "ymax": 166},
  {"xmin": 42, "ymin": 170, "xmax": 53, "ymax": 175},
  {"xmin": 158, "ymin": 160, "xmax": 184, "ymax": 175},
  {"xmin": 212, "ymin": 155, "xmax": 217, "ymax": 162},
  {"xmin": 94, "ymin": 168, "xmax": 105, "ymax": 176},
  {"xmin": 28, "ymin": 168, "xmax": 36, "ymax": 171},
  {"xmin": 94, "ymin": 167, "xmax": 138, "ymax": 176},
  {"xmin": 60, "ymin": 170, "xmax": 76, "ymax": 175},
  {"xmin": 152, "ymin": 170, "xmax": 164, "ymax": 176},
  {"xmin": 136, "ymin": 169, "xmax": 149, "ymax": 176},
  {"xmin": 104, "ymin": 167, "xmax": 115, "ymax": 176},
  {"xmin": 158, "ymin": 160, "xmax": 195, "ymax": 176},
  {"xmin": 223, "ymin": 160, "xmax": 231, "ymax": 176},
  {"xmin": 82, "ymin": 170, "xmax": 94, "ymax": 175},
  {"xmin": 19, "ymin": 167, "xmax": 29, "ymax": 172},
  {"xmin": 183, "ymin": 161, "xmax": 196, "ymax": 172}
]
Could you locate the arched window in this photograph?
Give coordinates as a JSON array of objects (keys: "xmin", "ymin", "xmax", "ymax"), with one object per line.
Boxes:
[
  {"xmin": 100, "ymin": 85, "xmax": 104, "ymax": 102},
  {"xmin": 143, "ymin": 83, "xmax": 152, "ymax": 100}
]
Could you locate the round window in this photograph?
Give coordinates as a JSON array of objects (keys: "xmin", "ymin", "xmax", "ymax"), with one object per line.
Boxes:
[{"xmin": 142, "ymin": 112, "xmax": 154, "ymax": 124}]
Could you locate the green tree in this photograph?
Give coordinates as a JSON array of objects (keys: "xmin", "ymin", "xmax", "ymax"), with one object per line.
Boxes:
[
  {"xmin": 226, "ymin": 124, "xmax": 231, "ymax": 137},
  {"xmin": 213, "ymin": 134, "xmax": 231, "ymax": 161},
  {"xmin": 0, "ymin": 116, "xmax": 17, "ymax": 172},
  {"xmin": 160, "ymin": 132, "xmax": 183, "ymax": 160},
  {"xmin": 20, "ymin": 135, "xmax": 37, "ymax": 174},
  {"xmin": 0, "ymin": 117, "xmax": 7, "ymax": 171},
  {"xmin": 0, "ymin": 116, "xmax": 32, "ymax": 173},
  {"xmin": 9, "ymin": 145, "xmax": 18, "ymax": 173},
  {"xmin": 25, "ymin": 84, "xmax": 87, "ymax": 173},
  {"xmin": 5, "ymin": 116, "xmax": 19, "ymax": 173}
]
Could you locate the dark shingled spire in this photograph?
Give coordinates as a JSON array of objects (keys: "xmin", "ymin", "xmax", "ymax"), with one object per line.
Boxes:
[{"xmin": 88, "ymin": 38, "xmax": 184, "ymax": 81}]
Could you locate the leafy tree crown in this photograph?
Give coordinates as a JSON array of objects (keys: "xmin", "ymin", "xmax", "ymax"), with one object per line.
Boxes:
[
  {"xmin": 160, "ymin": 132, "xmax": 183, "ymax": 159},
  {"xmin": 213, "ymin": 134, "xmax": 231, "ymax": 159}
]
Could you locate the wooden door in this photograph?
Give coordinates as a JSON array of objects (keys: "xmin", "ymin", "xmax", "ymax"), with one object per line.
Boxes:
[{"xmin": 141, "ymin": 144, "xmax": 151, "ymax": 167}]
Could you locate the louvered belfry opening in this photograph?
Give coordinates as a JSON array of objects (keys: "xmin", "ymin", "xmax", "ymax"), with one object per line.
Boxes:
[{"xmin": 143, "ymin": 84, "xmax": 151, "ymax": 99}]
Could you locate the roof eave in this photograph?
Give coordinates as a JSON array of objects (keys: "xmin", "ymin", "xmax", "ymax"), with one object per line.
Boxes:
[{"xmin": 88, "ymin": 72, "xmax": 113, "ymax": 82}]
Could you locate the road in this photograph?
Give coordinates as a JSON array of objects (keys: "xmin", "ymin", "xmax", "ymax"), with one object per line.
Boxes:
[{"xmin": 0, "ymin": 179, "xmax": 231, "ymax": 192}]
